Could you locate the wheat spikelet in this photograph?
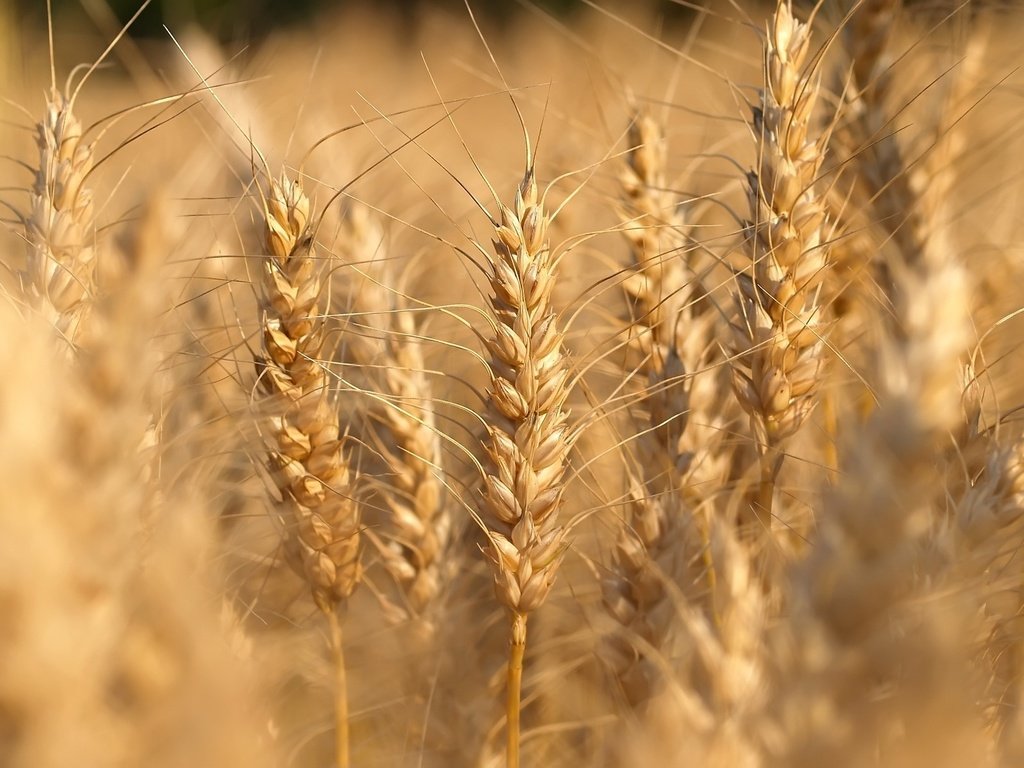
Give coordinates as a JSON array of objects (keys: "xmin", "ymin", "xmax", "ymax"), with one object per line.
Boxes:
[
  {"xmin": 339, "ymin": 204, "xmax": 452, "ymax": 640},
  {"xmin": 845, "ymin": 0, "xmax": 901, "ymax": 94},
  {"xmin": 620, "ymin": 111, "xmax": 689, "ymax": 379},
  {"xmin": 731, "ymin": 2, "xmax": 831, "ymax": 531},
  {"xmin": 601, "ymin": 480, "xmax": 698, "ymax": 706},
  {"xmin": 24, "ymin": 91, "xmax": 98, "ymax": 347},
  {"xmin": 836, "ymin": 0, "xmax": 962, "ymax": 289},
  {"xmin": 620, "ymin": 111, "xmax": 733, "ymax": 496},
  {"xmin": 844, "ymin": 0, "xmax": 927, "ymax": 264}
]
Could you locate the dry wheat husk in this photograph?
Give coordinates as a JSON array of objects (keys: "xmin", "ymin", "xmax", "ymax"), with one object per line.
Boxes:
[{"xmin": 255, "ymin": 173, "xmax": 362, "ymax": 768}]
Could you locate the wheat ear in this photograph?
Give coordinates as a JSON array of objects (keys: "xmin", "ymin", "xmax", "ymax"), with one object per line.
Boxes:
[
  {"xmin": 731, "ymin": 2, "xmax": 831, "ymax": 532},
  {"xmin": 340, "ymin": 204, "xmax": 452, "ymax": 642},
  {"xmin": 478, "ymin": 169, "xmax": 575, "ymax": 768},
  {"xmin": 24, "ymin": 90, "xmax": 98, "ymax": 347},
  {"xmin": 256, "ymin": 174, "xmax": 361, "ymax": 768},
  {"xmin": 602, "ymin": 111, "xmax": 727, "ymax": 704},
  {"xmin": 839, "ymin": 0, "xmax": 935, "ymax": 276}
]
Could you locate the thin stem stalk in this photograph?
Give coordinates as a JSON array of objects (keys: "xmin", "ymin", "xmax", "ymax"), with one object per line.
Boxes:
[
  {"xmin": 756, "ymin": 451, "xmax": 776, "ymax": 533},
  {"xmin": 326, "ymin": 608, "xmax": 350, "ymax": 768},
  {"xmin": 823, "ymin": 390, "xmax": 839, "ymax": 475},
  {"xmin": 506, "ymin": 611, "xmax": 528, "ymax": 768}
]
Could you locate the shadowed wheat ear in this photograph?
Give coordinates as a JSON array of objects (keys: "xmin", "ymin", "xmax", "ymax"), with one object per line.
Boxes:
[
  {"xmin": 24, "ymin": 91, "xmax": 98, "ymax": 348},
  {"xmin": 602, "ymin": 111, "xmax": 728, "ymax": 706},
  {"xmin": 731, "ymin": 1, "xmax": 831, "ymax": 533},
  {"xmin": 836, "ymin": 0, "xmax": 933, "ymax": 287},
  {"xmin": 477, "ymin": 168, "xmax": 576, "ymax": 768},
  {"xmin": 340, "ymin": 204, "xmax": 452, "ymax": 643},
  {"xmin": 255, "ymin": 173, "xmax": 361, "ymax": 768}
]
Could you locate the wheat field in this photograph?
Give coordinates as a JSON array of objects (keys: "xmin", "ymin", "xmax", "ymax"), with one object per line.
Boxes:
[{"xmin": 2, "ymin": 1, "xmax": 1024, "ymax": 766}]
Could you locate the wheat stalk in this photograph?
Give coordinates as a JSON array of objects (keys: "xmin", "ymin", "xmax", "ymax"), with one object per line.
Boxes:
[
  {"xmin": 731, "ymin": 1, "xmax": 831, "ymax": 532},
  {"xmin": 255, "ymin": 173, "xmax": 361, "ymax": 768},
  {"xmin": 476, "ymin": 168, "xmax": 576, "ymax": 768},
  {"xmin": 24, "ymin": 90, "xmax": 98, "ymax": 348}
]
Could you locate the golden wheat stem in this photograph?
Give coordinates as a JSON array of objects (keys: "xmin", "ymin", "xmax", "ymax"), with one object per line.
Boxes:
[
  {"xmin": 822, "ymin": 389, "xmax": 839, "ymax": 474},
  {"xmin": 327, "ymin": 608, "xmax": 350, "ymax": 768},
  {"xmin": 756, "ymin": 456, "xmax": 776, "ymax": 531},
  {"xmin": 505, "ymin": 611, "xmax": 528, "ymax": 768}
]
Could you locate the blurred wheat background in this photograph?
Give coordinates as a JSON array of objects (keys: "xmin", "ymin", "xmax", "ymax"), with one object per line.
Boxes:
[{"xmin": 2, "ymin": 0, "xmax": 1024, "ymax": 766}]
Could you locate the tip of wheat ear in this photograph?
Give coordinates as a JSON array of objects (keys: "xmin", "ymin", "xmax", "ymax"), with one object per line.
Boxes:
[
  {"xmin": 25, "ymin": 91, "xmax": 98, "ymax": 346},
  {"xmin": 258, "ymin": 174, "xmax": 362, "ymax": 612}
]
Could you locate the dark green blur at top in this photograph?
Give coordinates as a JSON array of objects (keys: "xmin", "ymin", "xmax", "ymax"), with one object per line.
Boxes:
[{"xmin": 13, "ymin": 0, "xmax": 600, "ymax": 39}]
